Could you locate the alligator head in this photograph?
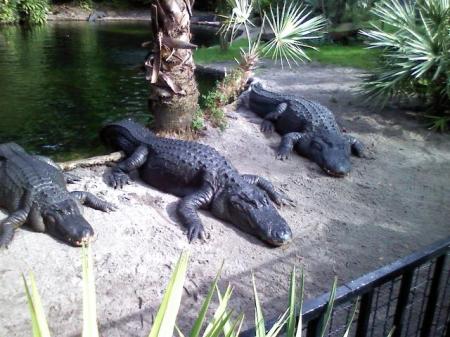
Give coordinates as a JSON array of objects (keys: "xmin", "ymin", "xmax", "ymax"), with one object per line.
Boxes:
[
  {"xmin": 40, "ymin": 199, "xmax": 94, "ymax": 246},
  {"xmin": 297, "ymin": 130, "xmax": 351, "ymax": 177},
  {"xmin": 211, "ymin": 182, "xmax": 292, "ymax": 246},
  {"xmin": 100, "ymin": 119, "xmax": 154, "ymax": 156}
]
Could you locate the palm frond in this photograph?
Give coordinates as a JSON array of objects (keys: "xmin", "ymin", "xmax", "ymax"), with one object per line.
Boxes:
[{"xmin": 262, "ymin": 2, "xmax": 327, "ymax": 68}]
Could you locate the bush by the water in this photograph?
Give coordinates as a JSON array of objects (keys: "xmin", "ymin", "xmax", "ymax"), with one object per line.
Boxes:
[
  {"xmin": 0, "ymin": 0, "xmax": 49, "ymax": 24},
  {"xmin": 0, "ymin": 0, "xmax": 19, "ymax": 23},
  {"xmin": 361, "ymin": 0, "xmax": 450, "ymax": 130}
]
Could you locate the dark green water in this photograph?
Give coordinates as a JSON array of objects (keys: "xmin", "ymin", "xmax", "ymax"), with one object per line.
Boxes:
[{"xmin": 0, "ymin": 22, "xmax": 215, "ymax": 161}]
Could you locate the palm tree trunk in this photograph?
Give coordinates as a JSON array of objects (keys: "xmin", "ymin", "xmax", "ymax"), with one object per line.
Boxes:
[{"xmin": 145, "ymin": 0, "xmax": 199, "ymax": 133}]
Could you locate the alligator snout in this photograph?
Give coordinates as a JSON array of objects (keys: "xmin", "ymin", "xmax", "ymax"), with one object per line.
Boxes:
[
  {"xmin": 269, "ymin": 227, "xmax": 293, "ymax": 246},
  {"xmin": 323, "ymin": 161, "xmax": 351, "ymax": 177}
]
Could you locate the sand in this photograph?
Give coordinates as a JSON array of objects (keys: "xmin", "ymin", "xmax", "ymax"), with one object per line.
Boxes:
[{"xmin": 1, "ymin": 62, "xmax": 449, "ymax": 337}]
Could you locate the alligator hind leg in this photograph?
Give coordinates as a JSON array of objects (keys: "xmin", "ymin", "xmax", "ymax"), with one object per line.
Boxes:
[
  {"xmin": 345, "ymin": 135, "xmax": 365, "ymax": 158},
  {"xmin": 0, "ymin": 209, "xmax": 29, "ymax": 248},
  {"xmin": 71, "ymin": 191, "xmax": 117, "ymax": 212},
  {"xmin": 241, "ymin": 174, "xmax": 295, "ymax": 206},
  {"xmin": 261, "ymin": 102, "xmax": 287, "ymax": 132},
  {"xmin": 277, "ymin": 132, "xmax": 303, "ymax": 160},
  {"xmin": 106, "ymin": 145, "xmax": 149, "ymax": 189},
  {"xmin": 177, "ymin": 183, "xmax": 214, "ymax": 242}
]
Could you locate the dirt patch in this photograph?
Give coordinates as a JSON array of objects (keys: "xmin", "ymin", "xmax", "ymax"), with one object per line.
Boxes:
[{"xmin": 1, "ymin": 63, "xmax": 449, "ymax": 337}]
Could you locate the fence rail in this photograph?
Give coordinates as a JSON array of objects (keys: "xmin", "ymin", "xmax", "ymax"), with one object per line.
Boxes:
[{"xmin": 240, "ymin": 236, "xmax": 450, "ymax": 337}]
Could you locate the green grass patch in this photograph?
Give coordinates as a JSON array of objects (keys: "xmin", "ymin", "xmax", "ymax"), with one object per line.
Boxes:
[
  {"xmin": 194, "ymin": 41, "xmax": 380, "ymax": 70},
  {"xmin": 193, "ymin": 39, "xmax": 249, "ymax": 64},
  {"xmin": 305, "ymin": 44, "xmax": 380, "ymax": 70}
]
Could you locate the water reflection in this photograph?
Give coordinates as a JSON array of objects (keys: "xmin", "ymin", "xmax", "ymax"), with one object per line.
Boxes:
[{"xmin": 0, "ymin": 21, "xmax": 215, "ymax": 161}]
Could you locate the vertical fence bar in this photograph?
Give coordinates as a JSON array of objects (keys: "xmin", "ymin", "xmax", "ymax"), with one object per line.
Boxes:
[
  {"xmin": 355, "ymin": 291, "xmax": 374, "ymax": 337},
  {"xmin": 420, "ymin": 254, "xmax": 447, "ymax": 337},
  {"xmin": 393, "ymin": 269, "xmax": 414, "ymax": 337}
]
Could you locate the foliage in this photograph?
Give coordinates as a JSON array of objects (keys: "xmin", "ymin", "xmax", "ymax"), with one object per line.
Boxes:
[
  {"xmin": 360, "ymin": 0, "xmax": 450, "ymax": 129},
  {"xmin": 221, "ymin": 0, "xmax": 327, "ymax": 68},
  {"xmin": 201, "ymin": 68, "xmax": 251, "ymax": 130},
  {"xmin": 21, "ymin": 245, "xmax": 373, "ymax": 337},
  {"xmin": 0, "ymin": 0, "xmax": 19, "ymax": 23},
  {"xmin": 192, "ymin": 108, "xmax": 206, "ymax": 131},
  {"xmin": 17, "ymin": 0, "xmax": 49, "ymax": 24},
  {"xmin": 262, "ymin": 2, "xmax": 327, "ymax": 67},
  {"xmin": 78, "ymin": 0, "xmax": 93, "ymax": 11},
  {"xmin": 305, "ymin": 0, "xmax": 380, "ymax": 25}
]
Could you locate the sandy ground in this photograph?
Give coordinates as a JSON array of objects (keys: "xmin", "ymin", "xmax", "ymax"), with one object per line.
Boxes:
[{"xmin": 1, "ymin": 63, "xmax": 449, "ymax": 337}]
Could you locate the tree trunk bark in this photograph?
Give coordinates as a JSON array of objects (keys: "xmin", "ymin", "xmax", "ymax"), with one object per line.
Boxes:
[{"xmin": 146, "ymin": 0, "xmax": 199, "ymax": 133}]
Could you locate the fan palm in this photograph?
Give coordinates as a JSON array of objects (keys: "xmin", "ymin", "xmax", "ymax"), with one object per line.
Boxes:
[{"xmin": 361, "ymin": 0, "xmax": 450, "ymax": 125}]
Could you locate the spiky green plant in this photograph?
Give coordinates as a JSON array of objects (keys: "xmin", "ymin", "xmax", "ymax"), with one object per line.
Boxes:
[
  {"xmin": 262, "ymin": 2, "xmax": 327, "ymax": 67},
  {"xmin": 361, "ymin": 0, "xmax": 450, "ymax": 129},
  {"xmin": 220, "ymin": 0, "xmax": 327, "ymax": 69}
]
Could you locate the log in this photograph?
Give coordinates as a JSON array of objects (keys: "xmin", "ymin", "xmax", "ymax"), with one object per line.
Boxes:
[{"xmin": 58, "ymin": 151, "xmax": 125, "ymax": 171}]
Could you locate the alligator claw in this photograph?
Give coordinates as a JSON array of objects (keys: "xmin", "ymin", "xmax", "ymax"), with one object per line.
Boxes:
[
  {"xmin": 99, "ymin": 201, "xmax": 118, "ymax": 212},
  {"xmin": 276, "ymin": 149, "xmax": 290, "ymax": 160},
  {"xmin": 0, "ymin": 223, "xmax": 14, "ymax": 249},
  {"xmin": 261, "ymin": 120, "xmax": 274, "ymax": 133},
  {"xmin": 187, "ymin": 224, "xmax": 206, "ymax": 243},
  {"xmin": 273, "ymin": 191, "xmax": 296, "ymax": 207},
  {"xmin": 106, "ymin": 172, "xmax": 130, "ymax": 189}
]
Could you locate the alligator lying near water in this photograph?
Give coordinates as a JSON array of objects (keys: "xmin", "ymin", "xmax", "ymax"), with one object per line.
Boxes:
[
  {"xmin": 0, "ymin": 143, "xmax": 116, "ymax": 248},
  {"xmin": 101, "ymin": 119, "xmax": 293, "ymax": 246},
  {"xmin": 247, "ymin": 82, "xmax": 365, "ymax": 177}
]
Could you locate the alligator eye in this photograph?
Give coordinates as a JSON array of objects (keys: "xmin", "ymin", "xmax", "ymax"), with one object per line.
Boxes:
[{"xmin": 312, "ymin": 142, "xmax": 322, "ymax": 151}]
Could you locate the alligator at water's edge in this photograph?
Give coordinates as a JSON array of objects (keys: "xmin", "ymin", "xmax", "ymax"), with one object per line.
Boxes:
[
  {"xmin": 247, "ymin": 82, "xmax": 365, "ymax": 177},
  {"xmin": 0, "ymin": 143, "xmax": 116, "ymax": 247},
  {"xmin": 101, "ymin": 119, "xmax": 293, "ymax": 246}
]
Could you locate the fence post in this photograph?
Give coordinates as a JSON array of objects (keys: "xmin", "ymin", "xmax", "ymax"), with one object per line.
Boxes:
[
  {"xmin": 355, "ymin": 291, "xmax": 374, "ymax": 337},
  {"xmin": 393, "ymin": 269, "xmax": 414, "ymax": 337},
  {"xmin": 420, "ymin": 254, "xmax": 447, "ymax": 337}
]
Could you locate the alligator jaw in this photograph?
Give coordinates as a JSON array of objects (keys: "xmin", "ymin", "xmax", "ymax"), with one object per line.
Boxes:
[{"xmin": 323, "ymin": 167, "xmax": 347, "ymax": 178}]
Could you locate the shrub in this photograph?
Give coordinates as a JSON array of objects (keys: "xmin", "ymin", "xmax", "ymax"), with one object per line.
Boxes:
[
  {"xmin": 0, "ymin": 0, "xmax": 19, "ymax": 23},
  {"xmin": 17, "ymin": 0, "xmax": 49, "ymax": 24},
  {"xmin": 361, "ymin": 0, "xmax": 450, "ymax": 130}
]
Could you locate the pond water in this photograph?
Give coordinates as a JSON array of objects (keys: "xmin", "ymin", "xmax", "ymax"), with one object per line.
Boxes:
[{"xmin": 0, "ymin": 21, "xmax": 216, "ymax": 161}]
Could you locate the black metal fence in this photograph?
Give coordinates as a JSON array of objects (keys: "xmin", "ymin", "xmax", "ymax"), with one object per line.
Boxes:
[{"xmin": 241, "ymin": 236, "xmax": 450, "ymax": 337}]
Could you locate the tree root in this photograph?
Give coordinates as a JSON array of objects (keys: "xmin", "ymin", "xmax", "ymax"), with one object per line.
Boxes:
[{"xmin": 58, "ymin": 151, "xmax": 125, "ymax": 171}]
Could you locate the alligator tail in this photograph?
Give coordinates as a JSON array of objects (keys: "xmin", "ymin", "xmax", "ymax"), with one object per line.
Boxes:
[{"xmin": 0, "ymin": 222, "xmax": 14, "ymax": 248}]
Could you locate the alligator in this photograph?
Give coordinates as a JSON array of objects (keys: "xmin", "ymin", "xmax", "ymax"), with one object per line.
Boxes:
[
  {"xmin": 247, "ymin": 82, "xmax": 365, "ymax": 177},
  {"xmin": 100, "ymin": 119, "xmax": 293, "ymax": 246},
  {"xmin": 0, "ymin": 143, "xmax": 116, "ymax": 248}
]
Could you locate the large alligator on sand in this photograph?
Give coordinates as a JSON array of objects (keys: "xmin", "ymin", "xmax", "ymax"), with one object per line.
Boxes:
[
  {"xmin": 101, "ymin": 119, "xmax": 293, "ymax": 246},
  {"xmin": 247, "ymin": 82, "xmax": 365, "ymax": 177},
  {"xmin": 0, "ymin": 143, "xmax": 116, "ymax": 247}
]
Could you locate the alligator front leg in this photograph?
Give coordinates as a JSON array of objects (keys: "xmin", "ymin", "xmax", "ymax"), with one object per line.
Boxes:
[
  {"xmin": 0, "ymin": 209, "xmax": 29, "ymax": 248},
  {"xmin": 261, "ymin": 102, "xmax": 287, "ymax": 132},
  {"xmin": 177, "ymin": 184, "xmax": 214, "ymax": 242},
  {"xmin": 71, "ymin": 191, "xmax": 117, "ymax": 212},
  {"xmin": 345, "ymin": 135, "xmax": 365, "ymax": 158},
  {"xmin": 106, "ymin": 145, "xmax": 149, "ymax": 189},
  {"xmin": 277, "ymin": 132, "xmax": 303, "ymax": 160},
  {"xmin": 241, "ymin": 174, "xmax": 295, "ymax": 206}
]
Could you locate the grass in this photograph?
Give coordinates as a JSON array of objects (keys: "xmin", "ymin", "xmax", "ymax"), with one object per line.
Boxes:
[
  {"xmin": 193, "ymin": 40, "xmax": 380, "ymax": 70},
  {"xmin": 194, "ymin": 39, "xmax": 250, "ymax": 64},
  {"xmin": 305, "ymin": 44, "xmax": 380, "ymax": 70}
]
